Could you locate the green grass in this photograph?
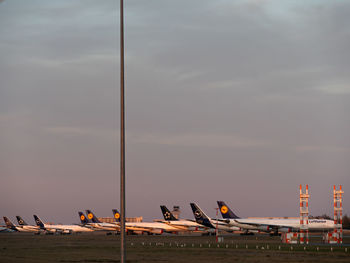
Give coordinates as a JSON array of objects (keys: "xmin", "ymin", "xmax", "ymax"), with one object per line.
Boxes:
[{"xmin": 0, "ymin": 233, "xmax": 349, "ymax": 263}]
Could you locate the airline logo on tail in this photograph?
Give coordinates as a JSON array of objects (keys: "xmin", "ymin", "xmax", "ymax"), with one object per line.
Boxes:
[
  {"xmin": 33, "ymin": 215, "xmax": 45, "ymax": 228},
  {"xmin": 160, "ymin": 206, "xmax": 178, "ymax": 221},
  {"xmin": 78, "ymin": 212, "xmax": 89, "ymax": 224},
  {"xmin": 16, "ymin": 216, "xmax": 28, "ymax": 226},
  {"xmin": 190, "ymin": 203, "xmax": 214, "ymax": 228},
  {"xmin": 217, "ymin": 201, "xmax": 240, "ymax": 219},
  {"xmin": 112, "ymin": 209, "xmax": 121, "ymax": 222},
  {"xmin": 85, "ymin": 210, "xmax": 102, "ymax": 223},
  {"xmin": 164, "ymin": 212, "xmax": 171, "ymax": 220},
  {"xmin": 194, "ymin": 210, "xmax": 202, "ymax": 219},
  {"xmin": 3, "ymin": 217, "xmax": 14, "ymax": 228},
  {"xmin": 220, "ymin": 206, "xmax": 228, "ymax": 214},
  {"xmin": 3, "ymin": 217, "xmax": 17, "ymax": 231}
]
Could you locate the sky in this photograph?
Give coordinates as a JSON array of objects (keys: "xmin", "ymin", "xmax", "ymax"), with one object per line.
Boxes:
[{"xmin": 0, "ymin": 0, "xmax": 349, "ymax": 224}]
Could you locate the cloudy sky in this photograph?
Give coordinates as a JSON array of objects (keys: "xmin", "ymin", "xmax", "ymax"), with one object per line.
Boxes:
[{"xmin": 0, "ymin": 0, "xmax": 349, "ymax": 224}]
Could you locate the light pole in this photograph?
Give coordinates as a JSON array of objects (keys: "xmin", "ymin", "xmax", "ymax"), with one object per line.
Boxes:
[
  {"xmin": 215, "ymin": 208, "xmax": 219, "ymax": 243},
  {"xmin": 120, "ymin": 0, "xmax": 126, "ymax": 262}
]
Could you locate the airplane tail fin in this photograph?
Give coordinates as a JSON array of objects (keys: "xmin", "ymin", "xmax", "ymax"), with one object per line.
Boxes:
[
  {"xmin": 78, "ymin": 212, "xmax": 90, "ymax": 224},
  {"xmin": 160, "ymin": 205, "xmax": 178, "ymax": 221},
  {"xmin": 112, "ymin": 209, "xmax": 121, "ymax": 223},
  {"xmin": 217, "ymin": 201, "xmax": 240, "ymax": 219},
  {"xmin": 190, "ymin": 203, "xmax": 214, "ymax": 228},
  {"xmin": 3, "ymin": 217, "xmax": 16, "ymax": 230},
  {"xmin": 16, "ymin": 216, "xmax": 28, "ymax": 226},
  {"xmin": 85, "ymin": 210, "xmax": 101, "ymax": 223},
  {"xmin": 33, "ymin": 215, "xmax": 45, "ymax": 228}
]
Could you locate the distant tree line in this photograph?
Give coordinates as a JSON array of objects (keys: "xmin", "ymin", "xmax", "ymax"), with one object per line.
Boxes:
[
  {"xmin": 309, "ymin": 214, "xmax": 350, "ymax": 229},
  {"xmin": 343, "ymin": 215, "xmax": 350, "ymax": 229}
]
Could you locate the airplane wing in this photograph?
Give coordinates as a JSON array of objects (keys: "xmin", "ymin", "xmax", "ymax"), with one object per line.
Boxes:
[
  {"xmin": 125, "ymin": 225, "xmax": 164, "ymax": 235},
  {"xmin": 216, "ymin": 218, "xmax": 230, "ymax": 224},
  {"xmin": 85, "ymin": 223, "xmax": 118, "ymax": 231},
  {"xmin": 159, "ymin": 222, "xmax": 189, "ymax": 230}
]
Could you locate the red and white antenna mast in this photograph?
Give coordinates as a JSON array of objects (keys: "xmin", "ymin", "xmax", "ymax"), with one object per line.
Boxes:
[
  {"xmin": 333, "ymin": 185, "xmax": 344, "ymax": 244},
  {"xmin": 299, "ymin": 184, "xmax": 309, "ymax": 244}
]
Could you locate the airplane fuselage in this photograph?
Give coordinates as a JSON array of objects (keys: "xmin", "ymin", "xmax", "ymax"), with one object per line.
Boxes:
[
  {"xmin": 85, "ymin": 222, "xmax": 119, "ymax": 231},
  {"xmin": 15, "ymin": 225, "xmax": 40, "ymax": 233},
  {"xmin": 43, "ymin": 224, "xmax": 94, "ymax": 233},
  {"xmin": 160, "ymin": 219, "xmax": 208, "ymax": 231},
  {"xmin": 209, "ymin": 219, "xmax": 240, "ymax": 232},
  {"xmin": 227, "ymin": 218, "xmax": 334, "ymax": 232},
  {"xmin": 125, "ymin": 221, "xmax": 183, "ymax": 234}
]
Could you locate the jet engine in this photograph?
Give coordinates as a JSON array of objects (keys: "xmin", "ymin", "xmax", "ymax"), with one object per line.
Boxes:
[
  {"xmin": 257, "ymin": 226, "xmax": 270, "ymax": 232},
  {"xmin": 150, "ymin": 229, "xmax": 163, "ymax": 235}
]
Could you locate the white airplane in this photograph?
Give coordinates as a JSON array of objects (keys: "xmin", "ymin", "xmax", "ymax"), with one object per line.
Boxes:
[
  {"xmin": 3, "ymin": 217, "xmax": 40, "ymax": 233},
  {"xmin": 217, "ymin": 201, "xmax": 335, "ymax": 235},
  {"xmin": 190, "ymin": 203, "xmax": 240, "ymax": 232},
  {"xmin": 79, "ymin": 210, "xmax": 120, "ymax": 231},
  {"xmin": 34, "ymin": 215, "xmax": 94, "ymax": 234},
  {"xmin": 158, "ymin": 205, "xmax": 209, "ymax": 232},
  {"xmin": 112, "ymin": 209, "xmax": 194, "ymax": 235}
]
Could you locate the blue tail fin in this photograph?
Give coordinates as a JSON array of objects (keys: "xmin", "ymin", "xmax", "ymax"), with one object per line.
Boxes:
[
  {"xmin": 190, "ymin": 203, "xmax": 214, "ymax": 228},
  {"xmin": 112, "ymin": 209, "xmax": 121, "ymax": 223},
  {"xmin": 160, "ymin": 205, "xmax": 178, "ymax": 221},
  {"xmin": 85, "ymin": 210, "xmax": 101, "ymax": 223},
  {"xmin": 33, "ymin": 215, "xmax": 45, "ymax": 228},
  {"xmin": 3, "ymin": 217, "xmax": 17, "ymax": 230},
  {"xmin": 16, "ymin": 216, "xmax": 28, "ymax": 226},
  {"xmin": 217, "ymin": 201, "xmax": 240, "ymax": 219},
  {"xmin": 78, "ymin": 212, "xmax": 90, "ymax": 224}
]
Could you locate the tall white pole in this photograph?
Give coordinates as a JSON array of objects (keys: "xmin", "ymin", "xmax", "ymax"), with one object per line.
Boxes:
[{"xmin": 120, "ymin": 0, "xmax": 126, "ymax": 262}]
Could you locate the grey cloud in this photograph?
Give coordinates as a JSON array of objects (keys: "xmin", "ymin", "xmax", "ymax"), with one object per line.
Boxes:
[{"xmin": 0, "ymin": 0, "xmax": 349, "ymax": 222}]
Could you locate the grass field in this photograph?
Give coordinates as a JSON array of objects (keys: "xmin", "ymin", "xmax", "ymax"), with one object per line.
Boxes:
[{"xmin": 0, "ymin": 233, "xmax": 349, "ymax": 263}]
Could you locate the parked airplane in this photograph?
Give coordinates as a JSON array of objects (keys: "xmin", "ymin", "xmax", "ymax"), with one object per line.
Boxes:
[
  {"xmin": 77, "ymin": 212, "xmax": 106, "ymax": 231},
  {"xmin": 112, "ymin": 209, "xmax": 188, "ymax": 235},
  {"xmin": 159, "ymin": 205, "xmax": 209, "ymax": 232},
  {"xmin": 34, "ymin": 215, "xmax": 94, "ymax": 234},
  {"xmin": 217, "ymin": 201, "xmax": 335, "ymax": 235},
  {"xmin": 82, "ymin": 210, "xmax": 120, "ymax": 231},
  {"xmin": 190, "ymin": 203, "xmax": 240, "ymax": 232},
  {"xmin": 15, "ymin": 216, "xmax": 41, "ymax": 233},
  {"xmin": 3, "ymin": 217, "xmax": 40, "ymax": 233}
]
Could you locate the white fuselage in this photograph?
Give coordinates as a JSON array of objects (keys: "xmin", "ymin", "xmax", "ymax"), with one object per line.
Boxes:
[
  {"xmin": 89, "ymin": 221, "xmax": 191, "ymax": 234},
  {"xmin": 125, "ymin": 222, "xmax": 183, "ymax": 233},
  {"xmin": 160, "ymin": 219, "xmax": 208, "ymax": 231},
  {"xmin": 15, "ymin": 225, "xmax": 40, "ymax": 233},
  {"xmin": 86, "ymin": 222, "xmax": 119, "ymax": 231},
  {"xmin": 209, "ymin": 219, "xmax": 240, "ymax": 232},
  {"xmin": 227, "ymin": 218, "xmax": 334, "ymax": 232},
  {"xmin": 44, "ymin": 224, "xmax": 94, "ymax": 233}
]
